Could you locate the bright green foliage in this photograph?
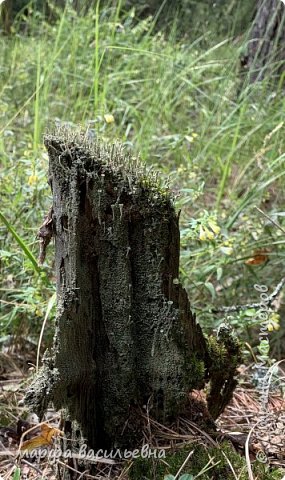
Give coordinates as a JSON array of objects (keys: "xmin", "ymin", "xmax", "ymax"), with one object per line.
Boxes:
[
  {"xmin": 12, "ymin": 468, "xmax": 21, "ymax": 480},
  {"xmin": 0, "ymin": 1, "xmax": 284, "ymax": 358}
]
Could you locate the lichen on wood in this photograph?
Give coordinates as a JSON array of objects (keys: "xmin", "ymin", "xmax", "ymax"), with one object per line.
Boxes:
[{"xmin": 26, "ymin": 125, "xmax": 240, "ymax": 451}]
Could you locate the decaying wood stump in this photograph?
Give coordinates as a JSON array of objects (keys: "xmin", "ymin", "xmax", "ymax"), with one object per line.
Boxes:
[{"xmin": 26, "ymin": 126, "xmax": 240, "ymax": 451}]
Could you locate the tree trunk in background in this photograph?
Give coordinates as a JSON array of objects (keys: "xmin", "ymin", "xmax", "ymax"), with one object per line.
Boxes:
[
  {"xmin": 0, "ymin": 0, "xmax": 13, "ymax": 34},
  {"xmin": 243, "ymin": 0, "xmax": 285, "ymax": 82},
  {"xmin": 26, "ymin": 126, "xmax": 240, "ymax": 457}
]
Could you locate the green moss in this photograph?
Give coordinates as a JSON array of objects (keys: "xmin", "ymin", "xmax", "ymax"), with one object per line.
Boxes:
[
  {"xmin": 129, "ymin": 442, "xmax": 285, "ymax": 480},
  {"xmin": 44, "ymin": 125, "xmax": 172, "ymax": 207},
  {"xmin": 184, "ymin": 353, "xmax": 205, "ymax": 391},
  {"xmin": 207, "ymin": 324, "xmax": 241, "ymax": 371},
  {"xmin": 129, "ymin": 447, "xmax": 191, "ymax": 480},
  {"xmin": 207, "ymin": 336, "xmax": 228, "ymax": 370},
  {"xmin": 206, "ymin": 324, "xmax": 242, "ymax": 419}
]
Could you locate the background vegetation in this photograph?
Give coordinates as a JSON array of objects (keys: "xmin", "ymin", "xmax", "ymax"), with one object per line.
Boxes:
[
  {"xmin": 0, "ymin": 0, "xmax": 284, "ymax": 370},
  {"xmin": 1, "ymin": 1, "xmax": 285, "ymax": 479}
]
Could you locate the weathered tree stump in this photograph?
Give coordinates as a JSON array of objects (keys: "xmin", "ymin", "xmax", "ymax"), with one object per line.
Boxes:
[{"xmin": 26, "ymin": 126, "xmax": 240, "ymax": 453}]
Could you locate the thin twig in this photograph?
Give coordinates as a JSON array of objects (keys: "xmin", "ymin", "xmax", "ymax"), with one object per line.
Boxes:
[
  {"xmin": 21, "ymin": 459, "xmax": 43, "ymax": 475},
  {"xmin": 174, "ymin": 450, "xmax": 194, "ymax": 479},
  {"xmin": 255, "ymin": 206, "xmax": 285, "ymax": 235},
  {"xmin": 212, "ymin": 277, "xmax": 285, "ymax": 313},
  {"xmin": 245, "ymin": 422, "xmax": 260, "ymax": 480}
]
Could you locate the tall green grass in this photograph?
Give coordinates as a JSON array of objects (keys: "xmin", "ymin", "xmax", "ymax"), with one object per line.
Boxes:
[{"xmin": 0, "ymin": 2, "xmax": 284, "ymax": 355}]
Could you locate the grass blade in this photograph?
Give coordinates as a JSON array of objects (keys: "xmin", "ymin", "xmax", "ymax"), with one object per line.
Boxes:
[{"xmin": 0, "ymin": 211, "xmax": 40, "ymax": 273}]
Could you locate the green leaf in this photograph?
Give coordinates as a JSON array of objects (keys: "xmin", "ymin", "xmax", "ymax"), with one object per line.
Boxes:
[
  {"xmin": 179, "ymin": 475, "xmax": 194, "ymax": 480},
  {"xmin": 0, "ymin": 249, "xmax": 13, "ymax": 258},
  {"xmin": 244, "ymin": 309, "xmax": 256, "ymax": 317},
  {"xmin": 164, "ymin": 476, "xmax": 175, "ymax": 480},
  {"xmin": 0, "ymin": 211, "xmax": 40, "ymax": 274},
  {"xmin": 216, "ymin": 267, "xmax": 223, "ymax": 281},
  {"xmin": 12, "ymin": 467, "xmax": 21, "ymax": 480},
  {"xmin": 205, "ymin": 281, "xmax": 216, "ymax": 299},
  {"xmin": 257, "ymin": 339, "xmax": 270, "ymax": 356}
]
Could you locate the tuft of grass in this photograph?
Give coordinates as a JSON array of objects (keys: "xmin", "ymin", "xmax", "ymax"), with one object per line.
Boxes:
[{"xmin": 130, "ymin": 442, "xmax": 285, "ymax": 480}]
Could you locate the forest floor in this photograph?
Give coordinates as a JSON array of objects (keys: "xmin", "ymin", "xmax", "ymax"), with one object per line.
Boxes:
[{"xmin": 0, "ymin": 348, "xmax": 284, "ymax": 480}]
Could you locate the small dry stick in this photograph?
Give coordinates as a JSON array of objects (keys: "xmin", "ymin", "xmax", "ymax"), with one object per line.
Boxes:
[
  {"xmin": 38, "ymin": 207, "xmax": 54, "ymax": 264},
  {"xmin": 255, "ymin": 206, "xmax": 285, "ymax": 235},
  {"xmin": 211, "ymin": 277, "xmax": 285, "ymax": 314}
]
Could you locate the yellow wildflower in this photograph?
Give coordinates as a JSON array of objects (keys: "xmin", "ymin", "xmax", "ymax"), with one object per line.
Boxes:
[
  {"xmin": 28, "ymin": 174, "xmax": 38, "ymax": 186},
  {"xmin": 104, "ymin": 114, "xmax": 115, "ymax": 124},
  {"xmin": 199, "ymin": 225, "xmax": 207, "ymax": 241},
  {"xmin": 223, "ymin": 239, "xmax": 233, "ymax": 247},
  {"xmin": 204, "ymin": 227, "xmax": 215, "ymax": 240},
  {"xmin": 208, "ymin": 220, "xmax": 221, "ymax": 235},
  {"xmin": 267, "ymin": 313, "xmax": 280, "ymax": 332}
]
